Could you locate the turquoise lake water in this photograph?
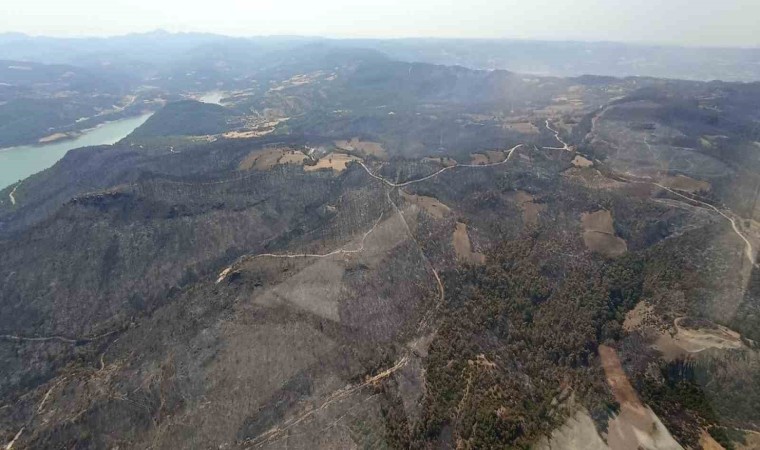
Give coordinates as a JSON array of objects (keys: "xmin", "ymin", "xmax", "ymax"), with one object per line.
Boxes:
[{"xmin": 0, "ymin": 113, "xmax": 153, "ymax": 190}]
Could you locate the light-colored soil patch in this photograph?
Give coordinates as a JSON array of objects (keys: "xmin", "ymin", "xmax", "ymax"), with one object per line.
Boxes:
[
  {"xmin": 536, "ymin": 408, "xmax": 610, "ymax": 450},
  {"xmin": 469, "ymin": 153, "xmax": 490, "ymax": 165},
  {"xmin": 468, "ymin": 149, "xmax": 509, "ymax": 165},
  {"xmin": 223, "ymin": 130, "xmax": 269, "ymax": 139},
  {"xmin": 334, "ymin": 138, "xmax": 388, "ymax": 159},
  {"xmin": 452, "ymin": 222, "xmax": 486, "ymax": 265},
  {"xmin": 623, "ymin": 301, "xmax": 655, "ymax": 332},
  {"xmin": 423, "ymin": 156, "xmax": 457, "ymax": 167},
  {"xmin": 572, "ymin": 155, "xmax": 594, "ymax": 168},
  {"xmin": 582, "ymin": 210, "xmax": 615, "ymax": 233},
  {"xmin": 699, "ymin": 430, "xmax": 726, "ymax": 450},
  {"xmin": 653, "ymin": 317, "xmax": 743, "ymax": 360},
  {"xmin": 224, "ymin": 118, "xmax": 289, "ymax": 139},
  {"xmin": 38, "ymin": 132, "xmax": 70, "ymax": 143},
  {"xmin": 254, "ymin": 259, "xmax": 345, "ymax": 321},
  {"xmin": 304, "ymin": 152, "xmax": 362, "ymax": 173},
  {"xmin": 581, "ymin": 210, "xmax": 627, "ymax": 257},
  {"xmin": 503, "ymin": 121, "xmax": 540, "ymax": 134},
  {"xmin": 400, "ymin": 191, "xmax": 451, "ymax": 219},
  {"xmin": 510, "ymin": 191, "xmax": 546, "ymax": 226},
  {"xmin": 660, "ymin": 175, "xmax": 711, "ymax": 193},
  {"xmin": 485, "ymin": 150, "xmax": 509, "ymax": 163},
  {"xmin": 279, "ymin": 152, "xmax": 307, "ymax": 165},
  {"xmin": 562, "ymin": 167, "xmax": 626, "ymax": 190},
  {"xmin": 238, "ymin": 148, "xmax": 290, "ymax": 170},
  {"xmin": 599, "ymin": 345, "xmax": 683, "ymax": 450},
  {"xmin": 736, "ymin": 430, "xmax": 760, "ymax": 450}
]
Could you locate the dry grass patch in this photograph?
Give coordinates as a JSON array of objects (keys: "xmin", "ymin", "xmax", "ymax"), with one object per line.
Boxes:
[
  {"xmin": 599, "ymin": 345, "xmax": 683, "ymax": 450},
  {"xmin": 509, "ymin": 191, "xmax": 546, "ymax": 226},
  {"xmin": 304, "ymin": 152, "xmax": 362, "ymax": 173},
  {"xmin": 469, "ymin": 153, "xmax": 489, "ymax": 165},
  {"xmin": 571, "ymin": 155, "xmax": 593, "ymax": 168},
  {"xmin": 452, "ymin": 222, "xmax": 486, "ymax": 265},
  {"xmin": 423, "ymin": 156, "xmax": 457, "ymax": 167},
  {"xmin": 279, "ymin": 152, "xmax": 307, "ymax": 165},
  {"xmin": 653, "ymin": 317, "xmax": 743, "ymax": 360},
  {"xmin": 238, "ymin": 148, "xmax": 306, "ymax": 170},
  {"xmin": 334, "ymin": 137, "xmax": 388, "ymax": 159},
  {"xmin": 400, "ymin": 191, "xmax": 451, "ymax": 219},
  {"xmin": 581, "ymin": 210, "xmax": 627, "ymax": 257},
  {"xmin": 659, "ymin": 175, "xmax": 711, "ymax": 193}
]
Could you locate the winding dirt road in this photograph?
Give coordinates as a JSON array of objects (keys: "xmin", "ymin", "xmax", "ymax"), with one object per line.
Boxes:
[
  {"xmin": 543, "ymin": 119, "xmax": 571, "ymax": 151},
  {"xmin": 8, "ymin": 182, "xmax": 20, "ymax": 206}
]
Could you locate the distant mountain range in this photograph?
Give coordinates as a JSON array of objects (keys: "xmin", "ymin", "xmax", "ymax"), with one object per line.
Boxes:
[{"xmin": 1, "ymin": 31, "xmax": 759, "ymax": 82}]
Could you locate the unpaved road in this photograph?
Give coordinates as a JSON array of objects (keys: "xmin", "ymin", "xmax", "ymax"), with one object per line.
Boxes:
[{"xmin": 8, "ymin": 182, "xmax": 20, "ymax": 205}]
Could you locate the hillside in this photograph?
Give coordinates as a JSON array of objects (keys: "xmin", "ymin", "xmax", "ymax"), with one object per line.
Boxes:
[{"xmin": 1, "ymin": 49, "xmax": 759, "ymax": 450}]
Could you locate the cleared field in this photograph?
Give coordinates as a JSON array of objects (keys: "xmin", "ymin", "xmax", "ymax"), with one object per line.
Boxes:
[
  {"xmin": 660, "ymin": 174, "xmax": 711, "ymax": 193},
  {"xmin": 571, "ymin": 155, "xmax": 593, "ymax": 168},
  {"xmin": 304, "ymin": 152, "xmax": 362, "ymax": 173},
  {"xmin": 335, "ymin": 137, "xmax": 388, "ymax": 159},
  {"xmin": 400, "ymin": 191, "xmax": 451, "ymax": 219},
  {"xmin": 581, "ymin": 210, "xmax": 627, "ymax": 257},
  {"xmin": 452, "ymin": 222, "xmax": 486, "ymax": 265},
  {"xmin": 423, "ymin": 156, "xmax": 457, "ymax": 167},
  {"xmin": 279, "ymin": 152, "xmax": 307, "ymax": 165},
  {"xmin": 469, "ymin": 153, "xmax": 490, "ymax": 165},
  {"xmin": 510, "ymin": 191, "xmax": 546, "ymax": 226},
  {"xmin": 238, "ymin": 148, "xmax": 299, "ymax": 170},
  {"xmin": 653, "ymin": 317, "xmax": 743, "ymax": 360}
]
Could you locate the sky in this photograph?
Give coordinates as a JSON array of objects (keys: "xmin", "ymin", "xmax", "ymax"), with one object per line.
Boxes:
[{"xmin": 1, "ymin": 0, "xmax": 759, "ymax": 47}]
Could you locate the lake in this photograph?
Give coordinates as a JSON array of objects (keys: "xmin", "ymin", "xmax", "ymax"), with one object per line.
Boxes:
[{"xmin": 0, "ymin": 112, "xmax": 153, "ymax": 190}]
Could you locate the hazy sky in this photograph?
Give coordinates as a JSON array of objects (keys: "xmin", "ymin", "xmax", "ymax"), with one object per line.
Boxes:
[{"xmin": 2, "ymin": 0, "xmax": 759, "ymax": 47}]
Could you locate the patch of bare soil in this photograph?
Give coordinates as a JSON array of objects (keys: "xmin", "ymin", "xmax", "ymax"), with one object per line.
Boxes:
[
  {"xmin": 400, "ymin": 191, "xmax": 451, "ymax": 219},
  {"xmin": 239, "ymin": 148, "xmax": 289, "ymax": 170},
  {"xmin": 485, "ymin": 150, "xmax": 509, "ymax": 163},
  {"xmin": 581, "ymin": 210, "xmax": 627, "ymax": 257},
  {"xmin": 562, "ymin": 167, "xmax": 626, "ymax": 190},
  {"xmin": 335, "ymin": 138, "xmax": 388, "ymax": 159},
  {"xmin": 599, "ymin": 345, "xmax": 683, "ymax": 450},
  {"xmin": 503, "ymin": 121, "xmax": 540, "ymax": 135},
  {"xmin": 736, "ymin": 430, "xmax": 760, "ymax": 450},
  {"xmin": 38, "ymin": 132, "xmax": 71, "ymax": 143},
  {"xmin": 254, "ymin": 259, "xmax": 345, "ymax": 321},
  {"xmin": 278, "ymin": 152, "xmax": 307, "ymax": 165},
  {"xmin": 452, "ymin": 222, "xmax": 486, "ymax": 265},
  {"xmin": 304, "ymin": 152, "xmax": 362, "ymax": 173},
  {"xmin": 423, "ymin": 156, "xmax": 457, "ymax": 167},
  {"xmin": 653, "ymin": 317, "xmax": 743, "ymax": 360},
  {"xmin": 571, "ymin": 155, "xmax": 594, "ymax": 168},
  {"xmin": 659, "ymin": 175, "xmax": 711, "ymax": 193},
  {"xmin": 699, "ymin": 430, "xmax": 726, "ymax": 450},
  {"xmin": 469, "ymin": 153, "xmax": 490, "ymax": 165},
  {"xmin": 509, "ymin": 191, "xmax": 546, "ymax": 226},
  {"xmin": 623, "ymin": 301, "xmax": 656, "ymax": 332},
  {"xmin": 536, "ymin": 407, "xmax": 610, "ymax": 450}
]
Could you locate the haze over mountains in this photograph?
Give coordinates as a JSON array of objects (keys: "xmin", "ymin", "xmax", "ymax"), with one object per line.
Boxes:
[
  {"xmin": 1, "ymin": 31, "xmax": 760, "ymax": 449},
  {"xmin": 2, "ymin": 31, "xmax": 760, "ymax": 82}
]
